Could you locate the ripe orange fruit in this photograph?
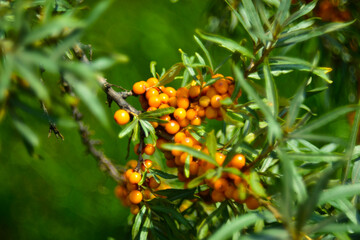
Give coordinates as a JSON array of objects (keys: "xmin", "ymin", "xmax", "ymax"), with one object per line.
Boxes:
[
  {"xmin": 156, "ymin": 138, "xmax": 168, "ymax": 150},
  {"xmin": 229, "ymin": 154, "xmax": 246, "ymax": 169},
  {"xmin": 189, "ymin": 161, "xmax": 199, "ymax": 176},
  {"xmin": 166, "ymin": 159, "xmax": 176, "ymax": 168},
  {"xmin": 211, "ymin": 190, "xmax": 225, "ymax": 202},
  {"xmin": 148, "ymin": 95, "xmax": 161, "ymax": 108},
  {"xmin": 126, "ymin": 160, "xmax": 138, "ymax": 169},
  {"xmin": 114, "ymin": 185, "xmax": 127, "ymax": 199},
  {"xmin": 186, "ymin": 109, "xmax": 197, "ymax": 120},
  {"xmin": 147, "ymin": 106, "xmax": 157, "ymax": 112},
  {"xmin": 199, "ymin": 96, "xmax": 210, "ymax": 107},
  {"xmin": 205, "ymin": 106, "xmax": 218, "ymax": 119},
  {"xmin": 159, "ymin": 104, "xmax": 170, "ymax": 109},
  {"xmin": 214, "ymin": 79, "xmax": 229, "ymax": 94},
  {"xmin": 129, "ymin": 172, "xmax": 142, "ymax": 184},
  {"xmin": 114, "ymin": 110, "xmax": 130, "ymax": 125},
  {"xmin": 213, "ymin": 178, "xmax": 229, "ymax": 192},
  {"xmin": 210, "ymin": 95, "xmax": 222, "ymax": 108},
  {"xmin": 130, "ymin": 204, "xmax": 140, "ymax": 215},
  {"xmin": 129, "ymin": 190, "xmax": 143, "ymax": 204},
  {"xmin": 143, "ymin": 159, "xmax": 153, "ymax": 168},
  {"xmin": 159, "ymin": 93, "xmax": 169, "ymax": 104},
  {"xmin": 174, "ymin": 108, "xmax": 187, "ymax": 121},
  {"xmin": 168, "ymin": 96, "xmax": 177, "ymax": 107},
  {"xmin": 181, "ymin": 137, "xmax": 194, "ymax": 147},
  {"xmin": 164, "ymin": 87, "xmax": 177, "ymax": 97},
  {"xmin": 171, "ymin": 148, "xmax": 183, "ymax": 157},
  {"xmin": 146, "ymin": 77, "xmax": 159, "ymax": 87},
  {"xmin": 125, "ymin": 169, "xmax": 135, "ymax": 180},
  {"xmin": 212, "ymin": 73, "xmax": 224, "ymax": 79},
  {"xmin": 189, "ymin": 85, "xmax": 201, "ymax": 98},
  {"xmin": 160, "ymin": 115, "xmax": 171, "ymax": 127},
  {"xmin": 191, "ymin": 116, "xmax": 201, "ymax": 126},
  {"xmin": 174, "ymin": 132, "xmax": 186, "ymax": 143},
  {"xmin": 206, "ymin": 87, "xmax": 218, "ymax": 99},
  {"xmin": 215, "ymin": 152, "xmax": 226, "ymax": 166},
  {"xmin": 144, "ymin": 144, "xmax": 155, "ymax": 155},
  {"xmin": 145, "ymin": 88, "xmax": 159, "ymax": 100},
  {"xmin": 178, "ymin": 118, "xmax": 190, "ymax": 128},
  {"xmin": 177, "ymin": 97, "xmax": 190, "ymax": 109},
  {"xmin": 133, "ymin": 81, "xmax": 146, "ymax": 95},
  {"xmin": 165, "ymin": 120, "xmax": 180, "ymax": 134},
  {"xmin": 176, "ymin": 87, "xmax": 189, "ymax": 98},
  {"xmin": 245, "ymin": 196, "xmax": 260, "ymax": 210},
  {"xmin": 148, "ymin": 177, "xmax": 160, "ymax": 189}
]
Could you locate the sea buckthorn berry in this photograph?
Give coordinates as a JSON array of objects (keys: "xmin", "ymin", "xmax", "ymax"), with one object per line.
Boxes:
[
  {"xmin": 180, "ymin": 152, "xmax": 192, "ymax": 165},
  {"xmin": 189, "ymin": 85, "xmax": 201, "ymax": 98},
  {"xmin": 181, "ymin": 137, "xmax": 194, "ymax": 147},
  {"xmin": 159, "ymin": 93, "xmax": 169, "ymax": 104},
  {"xmin": 165, "ymin": 120, "xmax": 180, "ymax": 135},
  {"xmin": 150, "ymin": 121, "xmax": 158, "ymax": 128},
  {"xmin": 176, "ymin": 87, "xmax": 189, "ymax": 98},
  {"xmin": 197, "ymin": 107, "xmax": 205, "ymax": 117},
  {"xmin": 213, "ymin": 178, "xmax": 229, "ymax": 192},
  {"xmin": 114, "ymin": 110, "xmax": 130, "ymax": 125},
  {"xmin": 144, "ymin": 144, "xmax": 155, "ymax": 155},
  {"xmin": 139, "ymin": 95, "xmax": 149, "ymax": 110},
  {"xmin": 191, "ymin": 116, "xmax": 201, "ymax": 126},
  {"xmin": 171, "ymin": 148, "xmax": 183, "ymax": 157},
  {"xmin": 145, "ymin": 88, "xmax": 159, "ymax": 100},
  {"xmin": 224, "ymin": 185, "xmax": 236, "ymax": 199},
  {"xmin": 160, "ymin": 115, "xmax": 171, "ymax": 127},
  {"xmin": 164, "ymin": 87, "xmax": 176, "ymax": 97},
  {"xmin": 229, "ymin": 154, "xmax": 246, "ymax": 169},
  {"xmin": 126, "ymin": 182, "xmax": 137, "ymax": 191},
  {"xmin": 174, "ymin": 132, "xmax": 186, "ymax": 143},
  {"xmin": 245, "ymin": 196, "xmax": 260, "ymax": 210},
  {"xmin": 215, "ymin": 152, "xmax": 226, "ymax": 166},
  {"xmin": 186, "ymin": 109, "xmax": 197, "ymax": 120},
  {"xmin": 178, "ymin": 118, "xmax": 190, "ymax": 128},
  {"xmin": 211, "ymin": 95, "xmax": 222, "ymax": 108},
  {"xmin": 214, "ymin": 79, "xmax": 229, "ymax": 94},
  {"xmin": 189, "ymin": 161, "xmax": 199, "ymax": 176},
  {"xmin": 177, "ymin": 171, "xmax": 187, "ymax": 182},
  {"xmin": 148, "ymin": 177, "xmax": 160, "ymax": 189},
  {"xmin": 130, "ymin": 204, "xmax": 140, "ymax": 215},
  {"xmin": 211, "ymin": 190, "xmax": 226, "ymax": 202},
  {"xmin": 166, "ymin": 159, "xmax": 176, "ymax": 168},
  {"xmin": 132, "ymin": 81, "xmax": 146, "ymax": 95},
  {"xmin": 114, "ymin": 185, "xmax": 127, "ymax": 199},
  {"xmin": 193, "ymin": 144, "xmax": 202, "ymax": 151},
  {"xmin": 148, "ymin": 96, "xmax": 161, "ymax": 108},
  {"xmin": 177, "ymin": 97, "xmax": 190, "ymax": 109},
  {"xmin": 167, "ymin": 97, "xmax": 177, "ymax": 108},
  {"xmin": 205, "ymin": 106, "xmax": 218, "ymax": 119},
  {"xmin": 143, "ymin": 159, "xmax": 153, "ymax": 169},
  {"xmin": 174, "ymin": 156, "xmax": 183, "ymax": 166},
  {"xmin": 159, "ymin": 104, "xmax": 170, "ymax": 109},
  {"xmin": 122, "ymin": 196, "xmax": 132, "ymax": 207},
  {"xmin": 147, "ymin": 106, "xmax": 157, "ymax": 112},
  {"xmin": 212, "ymin": 73, "xmax": 224, "ymax": 79},
  {"xmin": 156, "ymin": 138, "xmax": 167, "ymax": 150},
  {"xmin": 174, "ymin": 108, "xmax": 187, "ymax": 121},
  {"xmin": 125, "ymin": 169, "xmax": 135, "ymax": 180},
  {"xmin": 206, "ymin": 87, "xmax": 218, "ymax": 99},
  {"xmin": 129, "ymin": 172, "xmax": 142, "ymax": 184},
  {"xmin": 134, "ymin": 143, "xmax": 140, "ymax": 155},
  {"xmin": 146, "ymin": 77, "xmax": 159, "ymax": 87},
  {"xmin": 199, "ymin": 96, "xmax": 210, "ymax": 107},
  {"xmin": 127, "ymin": 160, "xmax": 138, "ymax": 169},
  {"xmin": 129, "ymin": 190, "xmax": 143, "ymax": 204}
]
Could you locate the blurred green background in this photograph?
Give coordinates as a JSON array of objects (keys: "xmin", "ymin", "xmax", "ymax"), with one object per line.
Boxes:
[{"xmin": 0, "ymin": 0, "xmax": 359, "ymax": 239}]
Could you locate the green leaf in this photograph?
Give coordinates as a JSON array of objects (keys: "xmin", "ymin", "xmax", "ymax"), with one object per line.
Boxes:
[
  {"xmin": 208, "ymin": 213, "xmax": 261, "ymax": 240},
  {"xmin": 263, "ymin": 58, "xmax": 278, "ymax": 117},
  {"xmin": 352, "ymin": 160, "xmax": 360, "ymax": 184},
  {"xmin": 241, "ymin": 0, "xmax": 269, "ymax": 42},
  {"xmin": 65, "ymin": 74, "xmax": 109, "ymax": 128},
  {"xmin": 277, "ymin": 20, "xmax": 355, "ymax": 47},
  {"xmin": 139, "ymin": 107, "xmax": 175, "ymax": 119},
  {"xmin": 241, "ymin": 229, "xmax": 290, "ymax": 240},
  {"xmin": 139, "ymin": 215, "xmax": 150, "ymax": 240},
  {"xmin": 286, "ymin": 152, "xmax": 345, "ymax": 163},
  {"xmin": 118, "ymin": 117, "xmax": 138, "ymax": 138},
  {"xmin": 162, "ymin": 143, "xmax": 218, "ymax": 166},
  {"xmin": 315, "ymin": 223, "xmax": 360, "ymax": 233},
  {"xmin": 151, "ymin": 169, "xmax": 178, "ymax": 179},
  {"xmin": 154, "ymin": 188, "xmax": 196, "ymax": 201},
  {"xmin": 194, "ymin": 35, "xmax": 213, "ymax": 70},
  {"xmin": 184, "ymin": 154, "xmax": 191, "ymax": 178},
  {"xmin": 329, "ymin": 199, "xmax": 358, "ymax": 224},
  {"xmin": 318, "ymin": 183, "xmax": 360, "ymax": 205},
  {"xmin": 206, "ymin": 130, "xmax": 217, "ymax": 159},
  {"xmin": 132, "ymin": 205, "xmax": 147, "ymax": 240},
  {"xmin": 232, "ymin": 64, "xmax": 281, "ymax": 140},
  {"xmin": 150, "ymin": 61, "xmax": 157, "ymax": 78},
  {"xmin": 158, "ymin": 63, "xmax": 184, "ymax": 86},
  {"xmin": 0, "ymin": 55, "xmax": 13, "ymax": 101},
  {"xmin": 274, "ymin": 0, "xmax": 291, "ymax": 27},
  {"xmin": 249, "ymin": 171, "xmax": 267, "ymax": 197},
  {"xmin": 197, "ymin": 30, "xmax": 255, "ymax": 59},
  {"xmin": 291, "ymin": 105, "xmax": 359, "ymax": 137},
  {"xmin": 179, "ymin": 49, "xmax": 199, "ymax": 86},
  {"xmin": 286, "ymin": 79, "xmax": 306, "ymax": 129},
  {"xmin": 150, "ymin": 204, "xmax": 193, "ymax": 229},
  {"xmin": 198, "ymin": 202, "xmax": 227, "ymax": 235},
  {"xmin": 85, "ymin": 0, "xmax": 111, "ymax": 26},
  {"xmin": 13, "ymin": 118, "xmax": 39, "ymax": 148},
  {"xmin": 283, "ymin": 0, "xmax": 318, "ymax": 26}
]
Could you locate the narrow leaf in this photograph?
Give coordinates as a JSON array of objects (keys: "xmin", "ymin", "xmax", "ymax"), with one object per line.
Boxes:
[
  {"xmin": 263, "ymin": 58, "xmax": 278, "ymax": 117},
  {"xmin": 132, "ymin": 205, "xmax": 147, "ymax": 240},
  {"xmin": 318, "ymin": 183, "xmax": 360, "ymax": 205},
  {"xmin": 118, "ymin": 118, "xmax": 138, "ymax": 138},
  {"xmin": 283, "ymin": 0, "xmax": 318, "ymax": 26},
  {"xmin": 158, "ymin": 63, "xmax": 184, "ymax": 86},
  {"xmin": 139, "ymin": 107, "xmax": 175, "ymax": 119},
  {"xmin": 206, "ymin": 130, "xmax": 217, "ymax": 159},
  {"xmin": 194, "ymin": 35, "xmax": 213, "ymax": 70}
]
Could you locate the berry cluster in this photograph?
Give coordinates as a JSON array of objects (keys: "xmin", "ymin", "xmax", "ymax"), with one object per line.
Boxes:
[{"xmin": 114, "ymin": 73, "xmax": 259, "ymax": 213}]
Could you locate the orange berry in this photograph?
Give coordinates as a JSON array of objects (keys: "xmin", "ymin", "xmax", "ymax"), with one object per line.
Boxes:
[
  {"xmin": 213, "ymin": 178, "xmax": 229, "ymax": 192},
  {"xmin": 193, "ymin": 144, "xmax": 202, "ymax": 151},
  {"xmin": 178, "ymin": 118, "xmax": 190, "ymax": 128},
  {"xmin": 180, "ymin": 152, "xmax": 193, "ymax": 165},
  {"xmin": 215, "ymin": 152, "xmax": 226, "ymax": 166},
  {"xmin": 181, "ymin": 137, "xmax": 194, "ymax": 147},
  {"xmin": 191, "ymin": 116, "xmax": 201, "ymax": 126},
  {"xmin": 133, "ymin": 81, "xmax": 146, "ymax": 95},
  {"xmin": 174, "ymin": 132, "xmax": 186, "ymax": 143},
  {"xmin": 159, "ymin": 93, "xmax": 169, "ymax": 104},
  {"xmin": 146, "ymin": 77, "xmax": 159, "ymax": 87},
  {"xmin": 168, "ymin": 96, "xmax": 177, "ymax": 107},
  {"xmin": 165, "ymin": 120, "xmax": 180, "ymax": 134},
  {"xmin": 148, "ymin": 177, "xmax": 160, "ymax": 189},
  {"xmin": 210, "ymin": 95, "xmax": 222, "ymax": 108},
  {"xmin": 156, "ymin": 138, "xmax": 167, "ymax": 150},
  {"xmin": 134, "ymin": 143, "xmax": 141, "ymax": 155},
  {"xmin": 147, "ymin": 106, "xmax": 157, "ymax": 112},
  {"xmin": 214, "ymin": 79, "xmax": 229, "ymax": 94},
  {"xmin": 171, "ymin": 148, "xmax": 183, "ymax": 157},
  {"xmin": 144, "ymin": 144, "xmax": 155, "ymax": 155},
  {"xmin": 166, "ymin": 159, "xmax": 176, "ymax": 168},
  {"xmin": 130, "ymin": 204, "xmax": 140, "ymax": 215},
  {"xmin": 164, "ymin": 87, "xmax": 177, "ymax": 97},
  {"xmin": 199, "ymin": 96, "xmax": 211, "ymax": 107},
  {"xmin": 197, "ymin": 107, "xmax": 205, "ymax": 117},
  {"xmin": 211, "ymin": 190, "xmax": 225, "ymax": 202},
  {"xmin": 148, "ymin": 96, "xmax": 161, "ymax": 108},
  {"xmin": 127, "ymin": 160, "xmax": 138, "ymax": 169},
  {"xmin": 129, "ymin": 190, "xmax": 143, "ymax": 204},
  {"xmin": 189, "ymin": 161, "xmax": 199, "ymax": 176},
  {"xmin": 114, "ymin": 185, "xmax": 127, "ymax": 199},
  {"xmin": 160, "ymin": 115, "xmax": 171, "ymax": 127},
  {"xmin": 159, "ymin": 104, "xmax": 170, "ymax": 109},
  {"xmin": 177, "ymin": 171, "xmax": 187, "ymax": 182},
  {"xmin": 229, "ymin": 154, "xmax": 246, "ymax": 169},
  {"xmin": 174, "ymin": 108, "xmax": 187, "ymax": 121},
  {"xmin": 186, "ymin": 109, "xmax": 197, "ymax": 120},
  {"xmin": 150, "ymin": 121, "xmax": 158, "ymax": 128},
  {"xmin": 189, "ymin": 85, "xmax": 201, "ymax": 98},
  {"xmin": 139, "ymin": 94, "xmax": 149, "ymax": 110},
  {"xmin": 126, "ymin": 182, "xmax": 137, "ymax": 191},
  {"xmin": 224, "ymin": 185, "xmax": 236, "ymax": 199},
  {"xmin": 125, "ymin": 169, "xmax": 135, "ymax": 180},
  {"xmin": 245, "ymin": 196, "xmax": 260, "ymax": 210},
  {"xmin": 206, "ymin": 87, "xmax": 218, "ymax": 99},
  {"xmin": 176, "ymin": 87, "xmax": 189, "ymax": 98},
  {"xmin": 177, "ymin": 97, "xmax": 190, "ymax": 109},
  {"xmin": 201, "ymin": 85, "xmax": 210, "ymax": 96},
  {"xmin": 205, "ymin": 106, "xmax": 218, "ymax": 119},
  {"xmin": 143, "ymin": 159, "xmax": 153, "ymax": 168},
  {"xmin": 129, "ymin": 172, "xmax": 142, "ymax": 184},
  {"xmin": 212, "ymin": 73, "xmax": 224, "ymax": 79},
  {"xmin": 145, "ymin": 88, "xmax": 159, "ymax": 100},
  {"xmin": 114, "ymin": 110, "xmax": 130, "ymax": 125}
]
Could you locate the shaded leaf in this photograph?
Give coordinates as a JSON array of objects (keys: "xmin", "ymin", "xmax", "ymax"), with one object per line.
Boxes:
[
  {"xmin": 151, "ymin": 169, "xmax": 178, "ymax": 179},
  {"xmin": 158, "ymin": 63, "xmax": 184, "ymax": 86},
  {"xmin": 318, "ymin": 183, "xmax": 360, "ymax": 205},
  {"xmin": 263, "ymin": 58, "xmax": 278, "ymax": 117},
  {"xmin": 132, "ymin": 205, "xmax": 147, "ymax": 240}
]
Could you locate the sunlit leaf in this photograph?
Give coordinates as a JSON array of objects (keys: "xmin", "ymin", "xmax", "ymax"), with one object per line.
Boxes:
[
  {"xmin": 139, "ymin": 107, "xmax": 175, "ymax": 119},
  {"xmin": 132, "ymin": 205, "xmax": 147, "ymax": 240},
  {"xmin": 158, "ymin": 63, "xmax": 184, "ymax": 86},
  {"xmin": 263, "ymin": 58, "xmax": 278, "ymax": 117},
  {"xmin": 194, "ymin": 35, "xmax": 213, "ymax": 70},
  {"xmin": 118, "ymin": 117, "xmax": 138, "ymax": 138}
]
